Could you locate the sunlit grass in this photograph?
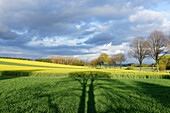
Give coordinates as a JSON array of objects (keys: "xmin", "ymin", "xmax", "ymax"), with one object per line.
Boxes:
[{"xmin": 0, "ymin": 77, "xmax": 170, "ymax": 112}]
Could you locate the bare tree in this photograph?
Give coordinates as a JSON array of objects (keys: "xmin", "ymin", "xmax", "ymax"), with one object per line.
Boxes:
[
  {"xmin": 128, "ymin": 37, "xmax": 149, "ymax": 71},
  {"xmin": 108, "ymin": 57, "xmax": 116, "ymax": 69},
  {"xmin": 167, "ymin": 32, "xmax": 170, "ymax": 53},
  {"xmin": 146, "ymin": 30, "xmax": 169, "ymax": 72},
  {"xmin": 112, "ymin": 55, "xmax": 117, "ymax": 68},
  {"xmin": 115, "ymin": 52, "xmax": 126, "ymax": 69},
  {"xmin": 91, "ymin": 58, "xmax": 100, "ymax": 68}
]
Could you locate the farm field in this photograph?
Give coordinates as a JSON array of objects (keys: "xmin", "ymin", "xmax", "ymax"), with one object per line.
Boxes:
[
  {"xmin": 0, "ymin": 58, "xmax": 169, "ymax": 79},
  {"xmin": 87, "ymin": 65, "xmax": 170, "ymax": 73},
  {"xmin": 0, "ymin": 77, "xmax": 170, "ymax": 112},
  {"xmin": 0, "ymin": 58, "xmax": 170, "ymax": 113}
]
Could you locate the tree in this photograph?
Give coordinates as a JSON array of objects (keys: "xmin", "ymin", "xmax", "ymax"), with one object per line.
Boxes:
[
  {"xmin": 99, "ymin": 53, "xmax": 109, "ymax": 69},
  {"xmin": 146, "ymin": 30, "xmax": 169, "ymax": 72},
  {"xmin": 128, "ymin": 37, "xmax": 148, "ymax": 71},
  {"xmin": 91, "ymin": 58, "xmax": 100, "ymax": 68},
  {"xmin": 108, "ymin": 57, "xmax": 116, "ymax": 69},
  {"xmin": 167, "ymin": 33, "xmax": 170, "ymax": 53},
  {"xmin": 112, "ymin": 55, "xmax": 117, "ymax": 68},
  {"xmin": 159, "ymin": 55, "xmax": 170, "ymax": 70},
  {"xmin": 115, "ymin": 52, "xmax": 126, "ymax": 69}
]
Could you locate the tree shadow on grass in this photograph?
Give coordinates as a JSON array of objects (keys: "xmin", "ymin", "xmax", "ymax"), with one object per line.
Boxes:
[
  {"xmin": 87, "ymin": 79, "xmax": 96, "ymax": 113},
  {"xmin": 135, "ymin": 81, "xmax": 170, "ymax": 109},
  {"xmin": 0, "ymin": 76, "xmax": 19, "ymax": 80},
  {"xmin": 2, "ymin": 75, "xmax": 170, "ymax": 113},
  {"xmin": 94, "ymin": 79, "xmax": 170, "ymax": 113},
  {"xmin": 94, "ymin": 79, "xmax": 143, "ymax": 113},
  {"xmin": 57, "ymin": 78, "xmax": 170, "ymax": 113},
  {"xmin": 1, "ymin": 79, "xmax": 82, "ymax": 112},
  {"xmin": 74, "ymin": 78, "xmax": 97, "ymax": 113},
  {"xmin": 8, "ymin": 84, "xmax": 59, "ymax": 112},
  {"xmin": 0, "ymin": 69, "xmax": 43, "ymax": 80},
  {"xmin": 75, "ymin": 78, "xmax": 88, "ymax": 113}
]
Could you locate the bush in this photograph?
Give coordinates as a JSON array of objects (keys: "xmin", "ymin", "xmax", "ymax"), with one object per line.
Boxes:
[
  {"xmin": 133, "ymin": 64, "xmax": 152, "ymax": 67},
  {"xmin": 159, "ymin": 64, "xmax": 166, "ymax": 71},
  {"xmin": 35, "ymin": 59, "xmax": 52, "ymax": 63},
  {"xmin": 166, "ymin": 65, "xmax": 170, "ymax": 70},
  {"xmin": 0, "ymin": 71, "xmax": 30, "ymax": 76},
  {"xmin": 69, "ymin": 71, "xmax": 111, "ymax": 78},
  {"xmin": 125, "ymin": 66, "xmax": 134, "ymax": 70}
]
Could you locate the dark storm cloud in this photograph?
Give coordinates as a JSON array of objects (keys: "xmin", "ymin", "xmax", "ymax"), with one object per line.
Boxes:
[
  {"xmin": 82, "ymin": 30, "xmax": 96, "ymax": 36},
  {"xmin": 0, "ymin": 32, "xmax": 17, "ymax": 40},
  {"xmin": 0, "ymin": 0, "xmax": 159, "ymax": 36},
  {"xmin": 0, "ymin": 24, "xmax": 17, "ymax": 39},
  {"xmin": 85, "ymin": 33, "xmax": 114, "ymax": 45},
  {"xmin": 0, "ymin": 43, "xmax": 94, "ymax": 59}
]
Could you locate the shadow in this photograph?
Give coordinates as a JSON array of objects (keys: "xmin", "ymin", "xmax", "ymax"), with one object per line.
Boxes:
[
  {"xmin": 75, "ymin": 77, "xmax": 97, "ymax": 113},
  {"xmin": 0, "ymin": 69, "xmax": 43, "ymax": 80},
  {"xmin": 74, "ymin": 78, "xmax": 88, "ymax": 113},
  {"xmin": 93, "ymin": 79, "xmax": 170, "ymax": 113},
  {"xmin": 87, "ymin": 79, "xmax": 96, "ymax": 113},
  {"xmin": 93, "ymin": 79, "xmax": 150, "ymax": 112},
  {"xmin": 135, "ymin": 81, "xmax": 170, "ymax": 109},
  {"xmin": 2, "ymin": 74, "xmax": 170, "ymax": 112},
  {"xmin": 1, "ymin": 79, "xmax": 84, "ymax": 112},
  {"xmin": 0, "ymin": 76, "xmax": 20, "ymax": 80},
  {"xmin": 33, "ymin": 86, "xmax": 59, "ymax": 112},
  {"xmin": 12, "ymin": 84, "xmax": 60, "ymax": 112}
]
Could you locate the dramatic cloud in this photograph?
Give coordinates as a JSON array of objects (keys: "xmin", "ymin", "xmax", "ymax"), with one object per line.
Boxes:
[
  {"xmin": 0, "ymin": 23, "xmax": 17, "ymax": 39},
  {"xmin": 0, "ymin": 0, "xmax": 169, "ymax": 63},
  {"xmin": 85, "ymin": 32, "xmax": 114, "ymax": 45}
]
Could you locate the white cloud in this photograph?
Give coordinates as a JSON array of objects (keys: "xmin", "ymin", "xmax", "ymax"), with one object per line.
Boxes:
[
  {"xmin": 0, "ymin": 51, "xmax": 22, "ymax": 55},
  {"xmin": 129, "ymin": 9, "xmax": 168, "ymax": 23},
  {"xmin": 128, "ymin": 9, "xmax": 170, "ymax": 35},
  {"xmin": 27, "ymin": 36, "xmax": 78, "ymax": 46},
  {"xmin": 77, "ymin": 42, "xmax": 129, "ymax": 62}
]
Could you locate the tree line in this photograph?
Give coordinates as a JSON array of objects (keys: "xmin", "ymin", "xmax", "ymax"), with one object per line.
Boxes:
[
  {"xmin": 90, "ymin": 30, "xmax": 169, "ymax": 72},
  {"xmin": 35, "ymin": 59, "xmax": 52, "ymax": 63},
  {"xmin": 0, "ymin": 57, "xmax": 32, "ymax": 61},
  {"xmin": 51, "ymin": 56, "xmax": 86, "ymax": 66},
  {"xmin": 91, "ymin": 52, "xmax": 126, "ymax": 69}
]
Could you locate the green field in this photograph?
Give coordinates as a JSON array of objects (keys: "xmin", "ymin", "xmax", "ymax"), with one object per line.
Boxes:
[
  {"xmin": 1, "ymin": 77, "xmax": 170, "ymax": 113},
  {"xmin": 0, "ymin": 58, "xmax": 170, "ymax": 113}
]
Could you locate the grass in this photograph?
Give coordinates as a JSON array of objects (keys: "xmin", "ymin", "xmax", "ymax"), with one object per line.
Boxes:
[
  {"xmin": 128, "ymin": 67, "xmax": 170, "ymax": 73},
  {"xmin": 89, "ymin": 65, "xmax": 170, "ymax": 73},
  {"xmin": 0, "ymin": 58, "xmax": 170, "ymax": 112},
  {"xmin": 0, "ymin": 76, "xmax": 170, "ymax": 113}
]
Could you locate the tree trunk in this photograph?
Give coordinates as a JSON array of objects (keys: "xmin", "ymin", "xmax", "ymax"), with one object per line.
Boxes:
[
  {"xmin": 120, "ymin": 62, "xmax": 122, "ymax": 69},
  {"xmin": 156, "ymin": 60, "xmax": 159, "ymax": 72},
  {"xmin": 140, "ymin": 61, "xmax": 142, "ymax": 71}
]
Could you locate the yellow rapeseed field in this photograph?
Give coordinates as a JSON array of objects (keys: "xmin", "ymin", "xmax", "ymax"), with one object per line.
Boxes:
[{"xmin": 0, "ymin": 58, "xmax": 169, "ymax": 78}]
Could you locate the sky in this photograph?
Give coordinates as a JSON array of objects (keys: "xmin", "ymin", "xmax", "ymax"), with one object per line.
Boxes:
[{"xmin": 0, "ymin": 0, "xmax": 170, "ymax": 63}]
